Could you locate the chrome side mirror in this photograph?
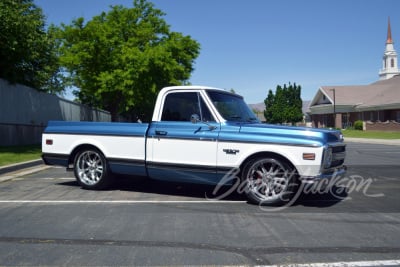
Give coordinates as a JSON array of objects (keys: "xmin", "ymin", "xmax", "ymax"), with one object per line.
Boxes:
[
  {"xmin": 190, "ymin": 114, "xmax": 200, "ymax": 124},
  {"xmin": 191, "ymin": 113, "xmax": 217, "ymax": 130}
]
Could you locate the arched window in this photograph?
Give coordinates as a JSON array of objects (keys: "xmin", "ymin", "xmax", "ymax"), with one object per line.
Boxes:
[{"xmin": 391, "ymin": 58, "xmax": 395, "ymax": 68}]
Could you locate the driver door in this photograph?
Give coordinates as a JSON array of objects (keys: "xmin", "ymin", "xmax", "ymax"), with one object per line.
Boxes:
[{"xmin": 147, "ymin": 91, "xmax": 220, "ymax": 184}]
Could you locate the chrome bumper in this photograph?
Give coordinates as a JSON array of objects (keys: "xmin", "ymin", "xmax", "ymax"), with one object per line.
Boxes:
[{"xmin": 300, "ymin": 165, "xmax": 347, "ymax": 184}]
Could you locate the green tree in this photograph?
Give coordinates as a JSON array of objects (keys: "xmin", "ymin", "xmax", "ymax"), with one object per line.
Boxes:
[
  {"xmin": 264, "ymin": 83, "xmax": 303, "ymax": 124},
  {"xmin": 0, "ymin": 0, "xmax": 62, "ymax": 92},
  {"xmin": 55, "ymin": 0, "xmax": 200, "ymax": 121},
  {"xmin": 264, "ymin": 89, "xmax": 275, "ymax": 123}
]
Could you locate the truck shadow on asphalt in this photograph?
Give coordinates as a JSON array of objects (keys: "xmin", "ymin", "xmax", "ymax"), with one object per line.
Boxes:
[
  {"xmin": 293, "ymin": 186, "xmax": 348, "ymax": 208},
  {"xmin": 58, "ymin": 175, "xmax": 348, "ymax": 208},
  {"xmin": 114, "ymin": 176, "xmax": 246, "ymax": 202}
]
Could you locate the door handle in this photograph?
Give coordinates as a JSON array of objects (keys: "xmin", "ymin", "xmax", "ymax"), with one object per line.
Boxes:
[{"xmin": 155, "ymin": 130, "xmax": 168, "ymax": 136}]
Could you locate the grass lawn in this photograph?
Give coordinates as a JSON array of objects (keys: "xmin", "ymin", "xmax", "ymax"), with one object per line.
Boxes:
[
  {"xmin": 342, "ymin": 129, "xmax": 400, "ymax": 139},
  {"xmin": 0, "ymin": 144, "xmax": 42, "ymax": 167}
]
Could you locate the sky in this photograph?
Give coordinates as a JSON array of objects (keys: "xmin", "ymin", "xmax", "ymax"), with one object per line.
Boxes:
[{"xmin": 34, "ymin": 0, "xmax": 400, "ymax": 104}]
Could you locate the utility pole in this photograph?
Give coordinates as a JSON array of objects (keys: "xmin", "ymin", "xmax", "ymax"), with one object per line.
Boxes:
[{"xmin": 330, "ymin": 88, "xmax": 336, "ymax": 128}]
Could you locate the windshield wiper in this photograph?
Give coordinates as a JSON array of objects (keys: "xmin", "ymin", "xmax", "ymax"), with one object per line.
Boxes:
[
  {"xmin": 246, "ymin": 117, "xmax": 258, "ymax": 122},
  {"xmin": 229, "ymin": 115, "xmax": 242, "ymax": 120}
]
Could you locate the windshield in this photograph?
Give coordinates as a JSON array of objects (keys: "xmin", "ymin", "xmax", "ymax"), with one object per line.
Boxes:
[{"xmin": 207, "ymin": 91, "xmax": 259, "ymax": 122}]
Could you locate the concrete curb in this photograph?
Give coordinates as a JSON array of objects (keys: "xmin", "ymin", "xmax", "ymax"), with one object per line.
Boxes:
[
  {"xmin": 345, "ymin": 137, "xmax": 400, "ymax": 146},
  {"xmin": 0, "ymin": 159, "xmax": 44, "ymax": 176}
]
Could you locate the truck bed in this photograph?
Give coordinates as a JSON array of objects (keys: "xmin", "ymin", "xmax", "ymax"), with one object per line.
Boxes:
[{"xmin": 42, "ymin": 121, "xmax": 149, "ymax": 176}]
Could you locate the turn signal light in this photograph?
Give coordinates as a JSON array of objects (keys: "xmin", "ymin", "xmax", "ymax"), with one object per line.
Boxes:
[{"xmin": 303, "ymin": 153, "xmax": 315, "ymax": 160}]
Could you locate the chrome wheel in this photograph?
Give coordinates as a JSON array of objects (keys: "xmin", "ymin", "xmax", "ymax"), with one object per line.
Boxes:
[
  {"xmin": 74, "ymin": 148, "xmax": 111, "ymax": 189},
  {"xmin": 243, "ymin": 158, "xmax": 298, "ymax": 205},
  {"xmin": 76, "ymin": 150, "xmax": 103, "ymax": 185}
]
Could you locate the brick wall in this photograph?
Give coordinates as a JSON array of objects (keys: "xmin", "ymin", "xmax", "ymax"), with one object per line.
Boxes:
[{"xmin": 365, "ymin": 121, "xmax": 400, "ymax": 131}]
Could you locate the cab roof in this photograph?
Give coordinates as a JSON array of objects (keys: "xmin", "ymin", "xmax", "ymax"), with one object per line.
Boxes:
[{"xmin": 161, "ymin": 85, "xmax": 226, "ymax": 92}]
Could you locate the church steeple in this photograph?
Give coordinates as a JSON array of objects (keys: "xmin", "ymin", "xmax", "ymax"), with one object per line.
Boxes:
[
  {"xmin": 379, "ymin": 17, "xmax": 400, "ymax": 80},
  {"xmin": 386, "ymin": 17, "xmax": 393, "ymax": 44}
]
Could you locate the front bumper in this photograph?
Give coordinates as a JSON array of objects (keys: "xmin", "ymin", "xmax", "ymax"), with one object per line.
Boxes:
[{"xmin": 300, "ymin": 165, "xmax": 347, "ymax": 184}]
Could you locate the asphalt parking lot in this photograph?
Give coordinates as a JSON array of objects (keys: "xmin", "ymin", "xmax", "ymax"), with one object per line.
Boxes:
[{"xmin": 0, "ymin": 142, "xmax": 399, "ymax": 266}]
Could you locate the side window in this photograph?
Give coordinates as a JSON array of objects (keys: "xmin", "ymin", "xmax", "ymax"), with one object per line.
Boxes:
[
  {"xmin": 161, "ymin": 92, "xmax": 215, "ymax": 122},
  {"xmin": 161, "ymin": 92, "xmax": 200, "ymax": 121},
  {"xmin": 199, "ymin": 96, "xmax": 215, "ymax": 122}
]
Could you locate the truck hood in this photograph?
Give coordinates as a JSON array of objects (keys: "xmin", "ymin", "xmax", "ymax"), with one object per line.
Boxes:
[{"xmin": 236, "ymin": 123, "xmax": 344, "ymax": 147}]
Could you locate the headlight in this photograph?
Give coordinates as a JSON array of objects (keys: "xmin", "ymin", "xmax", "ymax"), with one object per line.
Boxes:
[{"xmin": 323, "ymin": 147, "xmax": 333, "ymax": 169}]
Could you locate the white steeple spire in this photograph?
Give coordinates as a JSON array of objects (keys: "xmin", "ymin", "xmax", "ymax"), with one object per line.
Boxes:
[{"xmin": 379, "ymin": 17, "xmax": 400, "ymax": 80}]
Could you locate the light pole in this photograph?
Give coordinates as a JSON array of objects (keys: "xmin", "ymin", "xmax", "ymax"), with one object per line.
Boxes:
[{"xmin": 330, "ymin": 88, "xmax": 336, "ymax": 128}]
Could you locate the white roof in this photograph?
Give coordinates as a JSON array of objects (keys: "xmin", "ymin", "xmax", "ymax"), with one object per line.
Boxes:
[{"xmin": 159, "ymin": 85, "xmax": 226, "ymax": 93}]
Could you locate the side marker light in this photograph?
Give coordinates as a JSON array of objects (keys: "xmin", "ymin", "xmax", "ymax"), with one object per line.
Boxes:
[{"xmin": 303, "ymin": 153, "xmax": 315, "ymax": 160}]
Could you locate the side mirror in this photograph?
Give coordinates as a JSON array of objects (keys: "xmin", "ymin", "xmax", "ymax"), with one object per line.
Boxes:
[
  {"xmin": 190, "ymin": 114, "xmax": 200, "ymax": 124},
  {"xmin": 190, "ymin": 113, "xmax": 217, "ymax": 131}
]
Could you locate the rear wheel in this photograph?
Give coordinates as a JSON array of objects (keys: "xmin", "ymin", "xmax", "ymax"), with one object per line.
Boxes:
[
  {"xmin": 73, "ymin": 148, "xmax": 112, "ymax": 190},
  {"xmin": 242, "ymin": 157, "xmax": 299, "ymax": 206}
]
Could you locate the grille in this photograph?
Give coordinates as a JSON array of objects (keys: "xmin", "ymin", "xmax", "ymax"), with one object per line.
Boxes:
[
  {"xmin": 332, "ymin": 145, "xmax": 346, "ymax": 153},
  {"xmin": 330, "ymin": 145, "xmax": 346, "ymax": 168}
]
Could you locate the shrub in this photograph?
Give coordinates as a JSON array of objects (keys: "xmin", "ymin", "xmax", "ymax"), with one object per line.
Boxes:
[{"xmin": 354, "ymin": 120, "xmax": 364, "ymax": 130}]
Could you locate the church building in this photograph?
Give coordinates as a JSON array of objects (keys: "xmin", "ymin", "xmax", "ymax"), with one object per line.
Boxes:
[
  {"xmin": 379, "ymin": 19, "xmax": 400, "ymax": 80},
  {"xmin": 309, "ymin": 18, "xmax": 400, "ymax": 131}
]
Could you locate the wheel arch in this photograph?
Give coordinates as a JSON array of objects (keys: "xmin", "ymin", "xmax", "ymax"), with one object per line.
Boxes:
[
  {"xmin": 68, "ymin": 144, "xmax": 105, "ymax": 166},
  {"xmin": 238, "ymin": 151, "xmax": 297, "ymax": 177}
]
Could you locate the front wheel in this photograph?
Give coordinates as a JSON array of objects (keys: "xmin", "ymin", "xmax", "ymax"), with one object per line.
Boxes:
[
  {"xmin": 73, "ymin": 148, "xmax": 112, "ymax": 190},
  {"xmin": 242, "ymin": 157, "xmax": 299, "ymax": 206}
]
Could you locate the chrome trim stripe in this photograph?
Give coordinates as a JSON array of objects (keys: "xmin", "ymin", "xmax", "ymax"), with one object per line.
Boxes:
[
  {"xmin": 43, "ymin": 132, "xmax": 145, "ymax": 137},
  {"xmin": 150, "ymin": 136, "xmax": 321, "ymax": 147},
  {"xmin": 218, "ymin": 139, "xmax": 322, "ymax": 147},
  {"xmin": 150, "ymin": 135, "xmax": 217, "ymax": 142},
  {"xmin": 146, "ymin": 162, "xmax": 232, "ymax": 173},
  {"xmin": 108, "ymin": 158, "xmax": 146, "ymax": 166}
]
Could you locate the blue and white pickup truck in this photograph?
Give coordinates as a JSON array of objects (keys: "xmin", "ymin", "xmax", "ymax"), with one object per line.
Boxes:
[{"xmin": 42, "ymin": 86, "xmax": 346, "ymax": 205}]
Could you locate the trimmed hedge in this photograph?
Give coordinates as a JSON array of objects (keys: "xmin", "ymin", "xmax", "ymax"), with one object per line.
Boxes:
[{"xmin": 354, "ymin": 120, "xmax": 364, "ymax": 130}]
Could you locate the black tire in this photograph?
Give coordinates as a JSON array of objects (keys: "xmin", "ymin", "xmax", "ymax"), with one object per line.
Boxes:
[
  {"xmin": 73, "ymin": 148, "xmax": 112, "ymax": 190},
  {"xmin": 242, "ymin": 157, "xmax": 299, "ymax": 206}
]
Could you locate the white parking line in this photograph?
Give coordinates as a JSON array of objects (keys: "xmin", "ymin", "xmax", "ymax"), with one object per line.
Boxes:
[
  {"xmin": 0, "ymin": 200, "xmax": 246, "ymax": 204},
  {"xmin": 257, "ymin": 259, "xmax": 400, "ymax": 267}
]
